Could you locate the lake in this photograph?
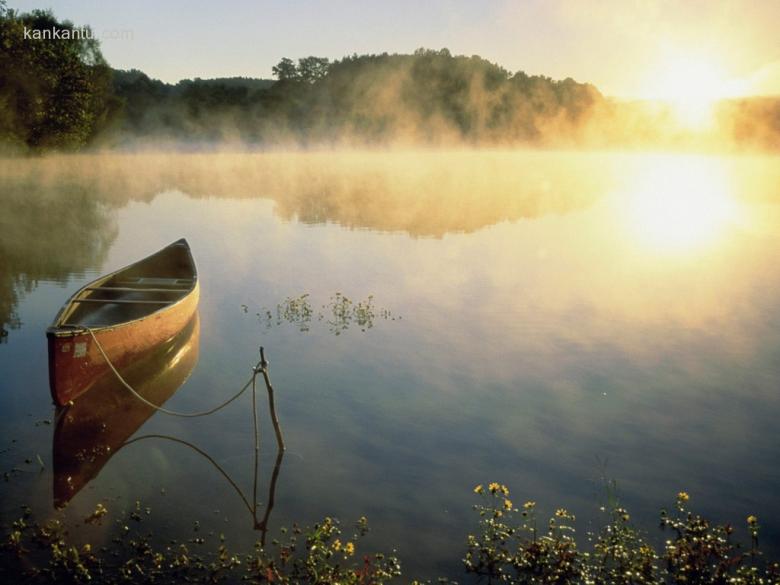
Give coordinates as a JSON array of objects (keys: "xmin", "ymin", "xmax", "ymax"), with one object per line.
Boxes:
[{"xmin": 1, "ymin": 150, "xmax": 779, "ymax": 580}]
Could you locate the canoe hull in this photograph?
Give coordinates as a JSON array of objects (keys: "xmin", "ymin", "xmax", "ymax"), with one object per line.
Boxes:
[
  {"xmin": 47, "ymin": 283, "xmax": 198, "ymax": 405},
  {"xmin": 48, "ymin": 284, "xmax": 200, "ymax": 405},
  {"xmin": 47, "ymin": 239, "xmax": 199, "ymax": 406}
]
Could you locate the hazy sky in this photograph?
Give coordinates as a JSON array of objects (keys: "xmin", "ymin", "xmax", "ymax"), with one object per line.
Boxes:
[{"xmin": 9, "ymin": 0, "xmax": 780, "ymax": 97}]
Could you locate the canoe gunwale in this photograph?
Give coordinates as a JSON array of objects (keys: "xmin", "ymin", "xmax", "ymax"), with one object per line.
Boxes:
[
  {"xmin": 47, "ymin": 238, "xmax": 200, "ymax": 406},
  {"xmin": 46, "ymin": 239, "xmax": 198, "ymax": 339}
]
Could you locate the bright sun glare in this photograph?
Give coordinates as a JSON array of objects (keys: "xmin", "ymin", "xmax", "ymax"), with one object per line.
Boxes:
[
  {"xmin": 642, "ymin": 55, "xmax": 746, "ymax": 129},
  {"xmin": 621, "ymin": 156, "xmax": 739, "ymax": 252}
]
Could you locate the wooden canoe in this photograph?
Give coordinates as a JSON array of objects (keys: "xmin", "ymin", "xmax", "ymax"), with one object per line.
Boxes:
[
  {"xmin": 47, "ymin": 238, "xmax": 199, "ymax": 406},
  {"xmin": 53, "ymin": 313, "xmax": 200, "ymax": 508}
]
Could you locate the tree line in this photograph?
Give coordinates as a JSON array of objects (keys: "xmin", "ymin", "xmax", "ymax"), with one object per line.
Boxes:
[
  {"xmin": 1, "ymin": 6, "xmax": 778, "ymax": 152},
  {"xmin": 0, "ymin": 7, "xmax": 604, "ymax": 150}
]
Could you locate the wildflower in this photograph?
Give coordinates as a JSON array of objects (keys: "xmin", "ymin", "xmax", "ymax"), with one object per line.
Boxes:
[
  {"xmin": 85, "ymin": 503, "xmax": 108, "ymax": 524},
  {"xmin": 488, "ymin": 482, "xmax": 501, "ymax": 494},
  {"xmin": 677, "ymin": 492, "xmax": 690, "ymax": 502},
  {"xmin": 504, "ymin": 499, "xmax": 513, "ymax": 511},
  {"xmin": 555, "ymin": 508, "xmax": 569, "ymax": 518},
  {"xmin": 332, "ymin": 539, "xmax": 341, "ymax": 551},
  {"xmin": 523, "ymin": 501, "xmax": 536, "ymax": 510},
  {"xmin": 747, "ymin": 515, "xmax": 758, "ymax": 526},
  {"xmin": 344, "ymin": 541, "xmax": 355, "ymax": 556},
  {"xmin": 474, "ymin": 484, "xmax": 484, "ymax": 494}
]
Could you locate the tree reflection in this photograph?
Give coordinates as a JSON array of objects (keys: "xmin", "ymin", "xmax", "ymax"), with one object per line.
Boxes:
[
  {"xmin": 0, "ymin": 150, "xmax": 612, "ymax": 342},
  {"xmin": 0, "ymin": 177, "xmax": 116, "ymax": 342}
]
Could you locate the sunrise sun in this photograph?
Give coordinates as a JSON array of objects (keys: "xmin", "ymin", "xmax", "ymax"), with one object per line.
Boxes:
[{"xmin": 641, "ymin": 54, "xmax": 747, "ymax": 129}]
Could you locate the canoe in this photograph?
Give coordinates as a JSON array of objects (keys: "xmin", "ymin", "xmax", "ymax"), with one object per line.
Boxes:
[
  {"xmin": 47, "ymin": 238, "xmax": 199, "ymax": 406},
  {"xmin": 52, "ymin": 313, "xmax": 200, "ymax": 508}
]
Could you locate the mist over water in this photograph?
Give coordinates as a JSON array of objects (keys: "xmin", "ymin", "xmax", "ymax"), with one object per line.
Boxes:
[
  {"xmin": 4, "ymin": 1, "xmax": 780, "ymax": 580},
  {"xmin": 1, "ymin": 149, "xmax": 780, "ymax": 579}
]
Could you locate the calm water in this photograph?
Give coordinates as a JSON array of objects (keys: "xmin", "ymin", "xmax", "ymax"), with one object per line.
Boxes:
[{"xmin": 1, "ymin": 150, "xmax": 779, "ymax": 579}]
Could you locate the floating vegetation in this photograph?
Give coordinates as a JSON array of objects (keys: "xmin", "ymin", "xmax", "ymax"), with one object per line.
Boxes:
[
  {"xmin": 326, "ymin": 293, "xmax": 397, "ymax": 335},
  {"xmin": 253, "ymin": 293, "xmax": 399, "ymax": 335},
  {"xmin": 83, "ymin": 503, "xmax": 107, "ymax": 525}
]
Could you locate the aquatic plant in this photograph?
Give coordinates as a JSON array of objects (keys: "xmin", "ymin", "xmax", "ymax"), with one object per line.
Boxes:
[
  {"xmin": 464, "ymin": 485, "xmax": 780, "ymax": 585},
  {"xmin": 252, "ymin": 292, "xmax": 397, "ymax": 335},
  {"xmin": 3, "ymin": 486, "xmax": 779, "ymax": 584},
  {"xmin": 2, "ymin": 507, "xmax": 400, "ymax": 584}
]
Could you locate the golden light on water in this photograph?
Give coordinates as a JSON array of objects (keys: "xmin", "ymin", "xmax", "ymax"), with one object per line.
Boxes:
[{"xmin": 620, "ymin": 155, "xmax": 741, "ymax": 253}]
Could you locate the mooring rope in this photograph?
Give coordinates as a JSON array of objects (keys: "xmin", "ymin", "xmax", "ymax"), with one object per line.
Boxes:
[
  {"xmin": 63, "ymin": 326, "xmax": 286, "ymax": 536},
  {"xmin": 82, "ymin": 326, "xmax": 254, "ymax": 418},
  {"xmin": 122, "ymin": 433, "xmax": 257, "ymax": 516}
]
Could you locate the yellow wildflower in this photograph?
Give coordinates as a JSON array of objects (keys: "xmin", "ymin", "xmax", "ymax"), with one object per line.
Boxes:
[
  {"xmin": 677, "ymin": 492, "xmax": 690, "ymax": 502},
  {"xmin": 555, "ymin": 508, "xmax": 569, "ymax": 518},
  {"xmin": 344, "ymin": 542, "xmax": 355, "ymax": 556},
  {"xmin": 488, "ymin": 482, "xmax": 501, "ymax": 494},
  {"xmin": 504, "ymin": 499, "xmax": 513, "ymax": 511},
  {"xmin": 474, "ymin": 484, "xmax": 484, "ymax": 494},
  {"xmin": 747, "ymin": 515, "xmax": 758, "ymax": 526},
  {"xmin": 332, "ymin": 539, "xmax": 341, "ymax": 551},
  {"xmin": 523, "ymin": 501, "xmax": 536, "ymax": 510}
]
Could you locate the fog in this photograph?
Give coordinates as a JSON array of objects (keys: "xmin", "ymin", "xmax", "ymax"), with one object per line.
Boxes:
[{"xmin": 90, "ymin": 51, "xmax": 780, "ymax": 153}]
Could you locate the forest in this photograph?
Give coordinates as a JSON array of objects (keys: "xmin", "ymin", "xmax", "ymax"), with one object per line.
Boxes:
[{"xmin": 1, "ymin": 6, "xmax": 778, "ymax": 152}]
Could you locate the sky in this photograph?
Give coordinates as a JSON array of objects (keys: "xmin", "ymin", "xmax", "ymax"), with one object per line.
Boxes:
[{"xmin": 8, "ymin": 0, "xmax": 780, "ymax": 98}]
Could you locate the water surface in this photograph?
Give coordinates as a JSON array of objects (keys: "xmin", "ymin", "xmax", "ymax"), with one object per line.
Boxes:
[{"xmin": 1, "ymin": 150, "xmax": 779, "ymax": 579}]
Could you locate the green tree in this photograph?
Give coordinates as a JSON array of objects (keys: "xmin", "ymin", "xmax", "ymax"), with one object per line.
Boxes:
[
  {"xmin": 271, "ymin": 57, "xmax": 297, "ymax": 81},
  {"xmin": 0, "ymin": 8, "xmax": 115, "ymax": 150},
  {"xmin": 296, "ymin": 56, "xmax": 330, "ymax": 83}
]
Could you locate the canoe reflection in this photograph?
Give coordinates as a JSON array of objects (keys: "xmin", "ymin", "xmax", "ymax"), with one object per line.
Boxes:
[{"xmin": 52, "ymin": 313, "xmax": 200, "ymax": 508}]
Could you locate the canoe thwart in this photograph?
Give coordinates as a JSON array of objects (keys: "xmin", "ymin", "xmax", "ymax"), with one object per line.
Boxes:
[
  {"xmin": 118, "ymin": 277, "xmax": 193, "ymax": 286},
  {"xmin": 85, "ymin": 286, "xmax": 191, "ymax": 293},
  {"xmin": 71, "ymin": 298, "xmax": 175, "ymax": 305}
]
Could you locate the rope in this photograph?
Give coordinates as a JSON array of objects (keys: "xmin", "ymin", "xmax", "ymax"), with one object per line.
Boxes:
[
  {"xmin": 122, "ymin": 433, "xmax": 257, "ymax": 516},
  {"xmin": 77, "ymin": 326, "xmax": 286, "ymax": 538},
  {"xmin": 82, "ymin": 326, "xmax": 253, "ymax": 418}
]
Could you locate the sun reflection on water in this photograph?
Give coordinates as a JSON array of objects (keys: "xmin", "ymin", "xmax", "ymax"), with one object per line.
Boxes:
[{"xmin": 619, "ymin": 155, "xmax": 741, "ymax": 253}]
